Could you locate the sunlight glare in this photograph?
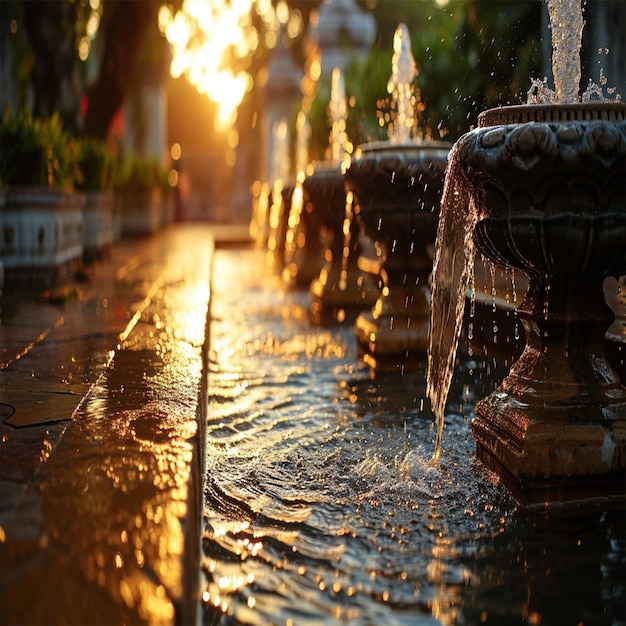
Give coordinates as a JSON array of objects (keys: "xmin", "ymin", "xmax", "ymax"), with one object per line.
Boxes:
[{"xmin": 161, "ymin": 0, "xmax": 300, "ymax": 130}]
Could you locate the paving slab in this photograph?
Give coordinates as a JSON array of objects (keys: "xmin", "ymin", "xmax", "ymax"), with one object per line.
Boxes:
[{"xmin": 0, "ymin": 223, "xmax": 244, "ymax": 625}]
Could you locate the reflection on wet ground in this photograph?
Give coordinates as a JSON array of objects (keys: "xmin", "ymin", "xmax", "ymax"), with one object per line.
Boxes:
[
  {"xmin": 0, "ymin": 225, "xmax": 215, "ymax": 625},
  {"xmin": 203, "ymin": 247, "xmax": 625, "ymax": 625}
]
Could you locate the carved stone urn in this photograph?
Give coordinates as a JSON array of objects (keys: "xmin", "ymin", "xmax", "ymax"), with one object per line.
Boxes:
[
  {"xmin": 458, "ymin": 103, "xmax": 626, "ymax": 503},
  {"xmin": 305, "ymin": 163, "xmax": 379, "ymax": 324},
  {"xmin": 283, "ymin": 169, "xmax": 326, "ymax": 289},
  {"xmin": 344, "ymin": 141, "xmax": 450, "ymax": 369}
]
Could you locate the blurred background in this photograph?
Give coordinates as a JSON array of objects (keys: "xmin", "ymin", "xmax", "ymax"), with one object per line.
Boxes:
[{"xmin": 1, "ymin": 0, "xmax": 624, "ymax": 223}]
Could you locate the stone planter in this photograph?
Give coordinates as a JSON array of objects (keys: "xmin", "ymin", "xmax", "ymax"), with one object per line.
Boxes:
[
  {"xmin": 119, "ymin": 190, "xmax": 163, "ymax": 237},
  {"xmin": 0, "ymin": 186, "xmax": 84, "ymax": 290},
  {"xmin": 82, "ymin": 190, "xmax": 115, "ymax": 261}
]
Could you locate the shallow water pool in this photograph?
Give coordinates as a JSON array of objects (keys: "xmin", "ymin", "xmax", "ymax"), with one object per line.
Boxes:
[{"xmin": 202, "ymin": 247, "xmax": 625, "ymax": 625}]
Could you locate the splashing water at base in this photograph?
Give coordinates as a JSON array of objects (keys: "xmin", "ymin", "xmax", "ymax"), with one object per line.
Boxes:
[{"xmin": 202, "ymin": 247, "xmax": 624, "ymax": 625}]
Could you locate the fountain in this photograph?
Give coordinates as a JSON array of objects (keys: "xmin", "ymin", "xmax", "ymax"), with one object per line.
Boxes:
[
  {"xmin": 428, "ymin": 0, "xmax": 626, "ymax": 503},
  {"xmin": 265, "ymin": 179, "xmax": 293, "ymax": 273},
  {"xmin": 282, "ymin": 142, "xmax": 326, "ymax": 289},
  {"xmin": 265, "ymin": 118, "xmax": 295, "ymax": 274},
  {"xmin": 284, "ymin": 69, "xmax": 378, "ymax": 322},
  {"xmin": 308, "ymin": 69, "xmax": 380, "ymax": 324},
  {"xmin": 198, "ymin": 7, "xmax": 624, "ymax": 624},
  {"xmin": 344, "ymin": 24, "xmax": 450, "ymax": 369}
]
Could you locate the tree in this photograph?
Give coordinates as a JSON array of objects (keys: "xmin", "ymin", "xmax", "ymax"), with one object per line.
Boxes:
[
  {"xmin": 6, "ymin": 0, "xmax": 167, "ymax": 139},
  {"xmin": 84, "ymin": 0, "xmax": 166, "ymax": 139},
  {"xmin": 13, "ymin": 0, "xmax": 81, "ymax": 131}
]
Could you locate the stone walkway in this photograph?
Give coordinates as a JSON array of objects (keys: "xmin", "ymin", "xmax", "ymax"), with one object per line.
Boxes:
[{"xmin": 0, "ymin": 223, "xmax": 249, "ymax": 625}]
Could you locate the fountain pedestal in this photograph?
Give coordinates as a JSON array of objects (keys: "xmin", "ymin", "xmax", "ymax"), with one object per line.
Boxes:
[
  {"xmin": 459, "ymin": 104, "xmax": 626, "ymax": 503},
  {"xmin": 306, "ymin": 164, "xmax": 379, "ymax": 324},
  {"xmin": 250, "ymin": 181, "xmax": 271, "ymax": 248},
  {"xmin": 283, "ymin": 172, "xmax": 326, "ymax": 289},
  {"xmin": 266, "ymin": 179, "xmax": 295, "ymax": 274},
  {"xmin": 345, "ymin": 142, "xmax": 449, "ymax": 368}
]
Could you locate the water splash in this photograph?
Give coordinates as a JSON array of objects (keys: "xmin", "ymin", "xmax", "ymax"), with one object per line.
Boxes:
[{"xmin": 387, "ymin": 23, "xmax": 418, "ymax": 144}]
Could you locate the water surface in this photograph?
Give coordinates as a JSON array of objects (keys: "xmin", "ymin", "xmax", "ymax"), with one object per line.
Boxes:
[{"xmin": 203, "ymin": 247, "xmax": 625, "ymax": 626}]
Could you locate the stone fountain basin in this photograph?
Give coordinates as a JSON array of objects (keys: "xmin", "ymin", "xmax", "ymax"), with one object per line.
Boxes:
[
  {"xmin": 474, "ymin": 213, "xmax": 626, "ymax": 277},
  {"xmin": 347, "ymin": 141, "xmax": 449, "ymax": 205},
  {"xmin": 345, "ymin": 141, "xmax": 449, "ymax": 259},
  {"xmin": 461, "ymin": 104, "xmax": 626, "ymax": 293}
]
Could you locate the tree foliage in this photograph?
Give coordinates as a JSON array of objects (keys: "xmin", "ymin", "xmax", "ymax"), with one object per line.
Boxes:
[
  {"xmin": 305, "ymin": 0, "xmax": 541, "ymax": 158},
  {"xmin": 84, "ymin": 0, "xmax": 165, "ymax": 140},
  {"xmin": 5, "ymin": 0, "xmax": 166, "ymax": 139},
  {"xmin": 6, "ymin": 0, "xmax": 541, "ymax": 146}
]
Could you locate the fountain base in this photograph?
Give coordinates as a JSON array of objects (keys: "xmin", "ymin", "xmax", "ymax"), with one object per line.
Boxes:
[
  {"xmin": 307, "ymin": 166, "xmax": 380, "ymax": 325},
  {"xmin": 309, "ymin": 253, "xmax": 378, "ymax": 325},
  {"xmin": 471, "ymin": 276, "xmax": 626, "ymax": 504},
  {"xmin": 283, "ymin": 166, "xmax": 337, "ymax": 290},
  {"xmin": 445, "ymin": 102, "xmax": 626, "ymax": 504},
  {"xmin": 472, "ymin": 391, "xmax": 626, "ymax": 504},
  {"xmin": 355, "ymin": 280, "xmax": 431, "ymax": 370}
]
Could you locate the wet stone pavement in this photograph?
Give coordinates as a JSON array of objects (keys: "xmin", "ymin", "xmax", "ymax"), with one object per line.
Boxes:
[{"xmin": 0, "ymin": 224, "xmax": 248, "ymax": 625}]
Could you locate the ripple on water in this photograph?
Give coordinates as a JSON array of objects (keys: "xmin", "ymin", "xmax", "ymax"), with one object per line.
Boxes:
[{"xmin": 202, "ymin": 248, "xmax": 626, "ymax": 626}]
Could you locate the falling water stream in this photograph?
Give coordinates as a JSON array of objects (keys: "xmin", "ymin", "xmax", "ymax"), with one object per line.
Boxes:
[{"xmin": 203, "ymin": 247, "xmax": 625, "ymax": 625}]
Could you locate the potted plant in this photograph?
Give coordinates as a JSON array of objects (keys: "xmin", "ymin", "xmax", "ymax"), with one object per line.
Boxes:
[
  {"xmin": 114, "ymin": 154, "xmax": 163, "ymax": 236},
  {"xmin": 0, "ymin": 108, "xmax": 84, "ymax": 290},
  {"xmin": 75, "ymin": 136, "xmax": 115, "ymax": 261}
]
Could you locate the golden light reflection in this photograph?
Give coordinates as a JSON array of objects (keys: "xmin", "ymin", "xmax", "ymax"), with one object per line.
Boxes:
[
  {"xmin": 425, "ymin": 532, "xmax": 471, "ymax": 626},
  {"xmin": 159, "ymin": 0, "xmax": 304, "ymax": 130},
  {"xmin": 77, "ymin": 0, "xmax": 103, "ymax": 61},
  {"xmin": 202, "ymin": 550, "xmax": 259, "ymax": 616}
]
